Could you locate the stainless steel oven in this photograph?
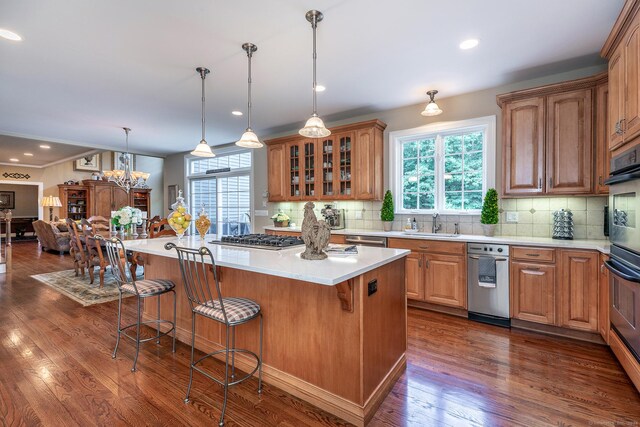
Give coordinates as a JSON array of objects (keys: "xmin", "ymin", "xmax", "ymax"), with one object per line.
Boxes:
[{"xmin": 605, "ymin": 145, "xmax": 640, "ymax": 362}]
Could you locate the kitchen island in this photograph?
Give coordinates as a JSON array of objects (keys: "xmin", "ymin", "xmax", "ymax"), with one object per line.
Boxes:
[{"xmin": 123, "ymin": 236, "xmax": 409, "ymax": 426}]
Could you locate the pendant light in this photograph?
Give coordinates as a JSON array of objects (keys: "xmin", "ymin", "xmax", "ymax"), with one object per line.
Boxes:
[
  {"xmin": 421, "ymin": 90, "xmax": 443, "ymax": 116},
  {"xmin": 235, "ymin": 43, "xmax": 263, "ymax": 148},
  {"xmin": 299, "ymin": 10, "xmax": 331, "ymax": 138},
  {"xmin": 191, "ymin": 67, "xmax": 215, "ymax": 157}
]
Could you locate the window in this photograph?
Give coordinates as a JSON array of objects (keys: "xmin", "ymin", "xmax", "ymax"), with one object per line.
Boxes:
[
  {"xmin": 389, "ymin": 116, "xmax": 496, "ymax": 214},
  {"xmin": 187, "ymin": 150, "xmax": 252, "ymax": 236}
]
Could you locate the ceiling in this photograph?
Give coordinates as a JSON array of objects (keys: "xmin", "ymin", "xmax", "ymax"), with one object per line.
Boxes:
[
  {"xmin": 0, "ymin": 0, "xmax": 624, "ymax": 159},
  {"xmin": 0, "ymin": 134, "xmax": 99, "ymax": 168}
]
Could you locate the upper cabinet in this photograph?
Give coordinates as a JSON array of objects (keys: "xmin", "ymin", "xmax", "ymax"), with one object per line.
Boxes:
[
  {"xmin": 601, "ymin": 0, "xmax": 640, "ymax": 154},
  {"xmin": 265, "ymin": 119, "xmax": 386, "ymax": 201},
  {"xmin": 497, "ymin": 73, "xmax": 608, "ymax": 197}
]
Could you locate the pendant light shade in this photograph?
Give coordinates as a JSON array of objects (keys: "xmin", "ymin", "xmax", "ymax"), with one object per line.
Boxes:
[
  {"xmin": 421, "ymin": 90, "xmax": 443, "ymax": 117},
  {"xmin": 191, "ymin": 67, "xmax": 215, "ymax": 157},
  {"xmin": 236, "ymin": 43, "xmax": 264, "ymax": 148},
  {"xmin": 299, "ymin": 10, "xmax": 331, "ymax": 138}
]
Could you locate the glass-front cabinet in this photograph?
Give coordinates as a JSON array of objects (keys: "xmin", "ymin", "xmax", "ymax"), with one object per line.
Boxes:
[{"xmin": 287, "ymin": 141, "xmax": 302, "ymax": 199}]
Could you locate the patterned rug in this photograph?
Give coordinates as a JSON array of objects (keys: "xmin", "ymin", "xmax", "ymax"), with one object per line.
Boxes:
[{"xmin": 31, "ymin": 269, "xmax": 141, "ymax": 306}]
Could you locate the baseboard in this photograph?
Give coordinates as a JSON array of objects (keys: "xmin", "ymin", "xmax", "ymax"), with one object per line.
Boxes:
[
  {"xmin": 511, "ymin": 319, "xmax": 605, "ymax": 345},
  {"xmin": 407, "ymin": 300, "xmax": 467, "ymax": 318},
  {"xmin": 609, "ymin": 329, "xmax": 640, "ymax": 393}
]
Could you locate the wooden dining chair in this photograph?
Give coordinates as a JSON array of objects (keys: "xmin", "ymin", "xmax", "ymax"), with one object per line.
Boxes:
[
  {"xmin": 80, "ymin": 218, "xmax": 109, "ymax": 287},
  {"xmin": 66, "ymin": 218, "xmax": 87, "ymax": 277},
  {"xmin": 149, "ymin": 218, "xmax": 177, "ymax": 238},
  {"xmin": 88, "ymin": 215, "xmax": 110, "ymax": 232}
]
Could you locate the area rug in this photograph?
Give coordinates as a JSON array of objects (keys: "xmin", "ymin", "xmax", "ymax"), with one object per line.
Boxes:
[{"xmin": 30, "ymin": 269, "xmax": 141, "ymax": 307}]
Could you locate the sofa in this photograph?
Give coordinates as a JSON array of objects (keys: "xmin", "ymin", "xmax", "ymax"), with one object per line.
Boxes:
[{"xmin": 32, "ymin": 220, "xmax": 71, "ymax": 254}]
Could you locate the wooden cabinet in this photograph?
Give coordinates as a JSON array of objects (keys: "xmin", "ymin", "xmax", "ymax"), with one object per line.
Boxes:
[
  {"xmin": 602, "ymin": 3, "xmax": 640, "ymax": 153},
  {"xmin": 498, "ymin": 73, "xmax": 607, "ymax": 197},
  {"xmin": 132, "ymin": 189, "xmax": 152, "ymax": 215},
  {"xmin": 267, "ymin": 144, "xmax": 286, "ymax": 202},
  {"xmin": 511, "ymin": 261, "xmax": 556, "ymax": 325},
  {"xmin": 388, "ymin": 238, "xmax": 466, "ymax": 309},
  {"xmin": 558, "ymin": 250, "xmax": 599, "ymax": 332},
  {"xmin": 545, "ymin": 89, "xmax": 593, "ymax": 194},
  {"xmin": 599, "ymin": 253, "xmax": 610, "ymax": 344},
  {"xmin": 58, "ymin": 185, "xmax": 89, "ymax": 220},
  {"xmin": 595, "ymin": 83, "xmax": 611, "ymax": 194},
  {"xmin": 503, "ymin": 97, "xmax": 546, "ymax": 195},
  {"xmin": 89, "ymin": 181, "xmax": 130, "ymax": 218},
  {"xmin": 265, "ymin": 119, "xmax": 386, "ymax": 201}
]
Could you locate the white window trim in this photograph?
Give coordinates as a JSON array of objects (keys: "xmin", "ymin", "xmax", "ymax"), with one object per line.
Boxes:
[{"xmin": 389, "ymin": 115, "xmax": 496, "ymax": 215}]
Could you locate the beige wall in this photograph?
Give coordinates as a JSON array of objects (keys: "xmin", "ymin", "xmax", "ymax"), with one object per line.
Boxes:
[
  {"xmin": 0, "ymin": 151, "xmax": 164, "ymax": 218},
  {"xmin": 0, "ymin": 183, "xmax": 38, "ymax": 217}
]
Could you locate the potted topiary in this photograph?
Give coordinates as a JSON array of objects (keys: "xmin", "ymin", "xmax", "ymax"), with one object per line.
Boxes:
[
  {"xmin": 271, "ymin": 210, "xmax": 290, "ymax": 227},
  {"xmin": 380, "ymin": 190, "xmax": 395, "ymax": 232},
  {"xmin": 480, "ymin": 188, "xmax": 499, "ymax": 237}
]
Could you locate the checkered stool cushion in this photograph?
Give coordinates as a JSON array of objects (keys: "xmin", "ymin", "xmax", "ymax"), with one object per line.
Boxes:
[
  {"xmin": 195, "ymin": 297, "xmax": 260, "ymax": 324},
  {"xmin": 122, "ymin": 279, "xmax": 175, "ymax": 295}
]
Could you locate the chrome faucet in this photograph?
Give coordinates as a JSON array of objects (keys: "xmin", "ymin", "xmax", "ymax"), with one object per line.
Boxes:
[{"xmin": 432, "ymin": 213, "xmax": 441, "ymax": 233}]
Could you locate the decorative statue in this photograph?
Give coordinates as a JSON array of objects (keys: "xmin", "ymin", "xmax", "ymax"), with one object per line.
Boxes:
[{"xmin": 300, "ymin": 202, "xmax": 331, "ymax": 260}]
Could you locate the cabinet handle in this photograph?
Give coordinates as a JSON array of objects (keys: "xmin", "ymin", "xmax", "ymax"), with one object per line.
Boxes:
[
  {"xmin": 425, "ymin": 259, "xmax": 429, "ymax": 268},
  {"xmin": 548, "ymin": 177, "xmax": 553, "ymax": 188},
  {"xmin": 525, "ymin": 253, "xmax": 540, "ymax": 257},
  {"xmin": 601, "ymin": 263, "xmax": 605, "ymax": 274},
  {"xmin": 418, "ymin": 259, "xmax": 422, "ymax": 268},
  {"xmin": 419, "ymin": 245, "xmax": 429, "ymax": 249},
  {"xmin": 538, "ymin": 178, "xmax": 542, "ymax": 189},
  {"xmin": 599, "ymin": 176, "xmax": 603, "ymax": 185},
  {"xmin": 616, "ymin": 120, "xmax": 624, "ymax": 135}
]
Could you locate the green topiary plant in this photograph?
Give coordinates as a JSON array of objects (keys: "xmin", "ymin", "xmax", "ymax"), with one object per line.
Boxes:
[
  {"xmin": 381, "ymin": 190, "xmax": 395, "ymax": 222},
  {"xmin": 480, "ymin": 188, "xmax": 499, "ymax": 224}
]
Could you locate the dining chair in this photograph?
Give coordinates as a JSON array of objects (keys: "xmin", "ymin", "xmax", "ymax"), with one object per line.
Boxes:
[
  {"xmin": 149, "ymin": 218, "xmax": 177, "ymax": 238},
  {"xmin": 165, "ymin": 242, "xmax": 263, "ymax": 426},
  {"xmin": 66, "ymin": 218, "xmax": 87, "ymax": 277},
  {"xmin": 81, "ymin": 218, "xmax": 109, "ymax": 287}
]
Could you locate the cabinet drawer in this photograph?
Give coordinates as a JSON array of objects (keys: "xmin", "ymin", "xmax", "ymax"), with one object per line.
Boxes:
[
  {"xmin": 512, "ymin": 246, "xmax": 556, "ymax": 263},
  {"xmin": 388, "ymin": 238, "xmax": 465, "ymax": 255}
]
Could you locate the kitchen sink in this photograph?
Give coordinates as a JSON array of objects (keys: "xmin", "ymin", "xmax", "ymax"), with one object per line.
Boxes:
[{"xmin": 404, "ymin": 232, "xmax": 461, "ymax": 238}]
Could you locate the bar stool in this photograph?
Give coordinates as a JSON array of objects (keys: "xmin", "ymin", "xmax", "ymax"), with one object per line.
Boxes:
[
  {"xmin": 100, "ymin": 236, "xmax": 177, "ymax": 372},
  {"xmin": 165, "ymin": 243, "xmax": 263, "ymax": 427}
]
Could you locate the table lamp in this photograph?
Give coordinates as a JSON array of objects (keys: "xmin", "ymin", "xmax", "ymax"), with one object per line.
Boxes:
[{"xmin": 41, "ymin": 196, "xmax": 62, "ymax": 221}]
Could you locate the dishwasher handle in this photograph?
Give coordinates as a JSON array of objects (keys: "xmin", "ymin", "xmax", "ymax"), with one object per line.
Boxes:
[
  {"xmin": 468, "ymin": 255, "xmax": 508, "ymax": 261},
  {"xmin": 344, "ymin": 236, "xmax": 388, "ymax": 247}
]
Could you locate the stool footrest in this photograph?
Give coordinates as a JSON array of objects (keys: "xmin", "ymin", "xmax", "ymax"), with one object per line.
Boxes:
[
  {"xmin": 192, "ymin": 348, "xmax": 261, "ymax": 388},
  {"xmin": 119, "ymin": 319, "xmax": 176, "ymax": 344}
]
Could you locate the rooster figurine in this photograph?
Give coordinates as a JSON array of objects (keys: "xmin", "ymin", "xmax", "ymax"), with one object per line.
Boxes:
[{"xmin": 300, "ymin": 202, "xmax": 331, "ymax": 260}]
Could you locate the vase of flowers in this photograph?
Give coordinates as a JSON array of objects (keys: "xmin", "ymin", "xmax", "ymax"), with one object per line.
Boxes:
[
  {"xmin": 111, "ymin": 206, "xmax": 143, "ymax": 237},
  {"xmin": 271, "ymin": 210, "xmax": 290, "ymax": 227}
]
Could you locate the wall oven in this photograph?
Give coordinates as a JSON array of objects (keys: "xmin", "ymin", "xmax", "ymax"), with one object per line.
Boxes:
[{"xmin": 605, "ymin": 144, "xmax": 640, "ymax": 362}]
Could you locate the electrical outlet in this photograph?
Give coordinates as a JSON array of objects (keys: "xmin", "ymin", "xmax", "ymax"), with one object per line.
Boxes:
[
  {"xmin": 368, "ymin": 279, "xmax": 378, "ymax": 296},
  {"xmin": 355, "ymin": 210, "xmax": 363, "ymax": 220},
  {"xmin": 506, "ymin": 211, "xmax": 519, "ymax": 223},
  {"xmin": 254, "ymin": 210, "xmax": 268, "ymax": 217}
]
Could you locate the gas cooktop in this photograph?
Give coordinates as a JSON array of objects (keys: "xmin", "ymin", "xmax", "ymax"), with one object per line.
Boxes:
[{"xmin": 209, "ymin": 234, "xmax": 305, "ymax": 250}]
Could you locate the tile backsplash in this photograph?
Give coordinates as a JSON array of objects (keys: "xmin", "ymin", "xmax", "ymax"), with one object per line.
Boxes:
[{"xmin": 269, "ymin": 196, "xmax": 609, "ymax": 240}]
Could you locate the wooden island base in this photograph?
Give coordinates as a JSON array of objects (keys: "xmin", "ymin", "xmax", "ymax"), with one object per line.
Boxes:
[{"xmin": 142, "ymin": 254, "xmax": 407, "ymax": 426}]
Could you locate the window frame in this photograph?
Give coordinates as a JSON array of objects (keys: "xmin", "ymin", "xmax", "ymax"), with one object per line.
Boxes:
[{"xmin": 389, "ymin": 115, "xmax": 496, "ymax": 215}]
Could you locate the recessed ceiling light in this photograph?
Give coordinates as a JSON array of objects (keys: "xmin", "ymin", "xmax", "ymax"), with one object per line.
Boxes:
[
  {"xmin": 459, "ymin": 39, "xmax": 479, "ymax": 50},
  {"xmin": 232, "ymin": 111, "xmax": 243, "ymax": 116},
  {"xmin": 39, "ymin": 144, "xmax": 51, "ymax": 149},
  {"xmin": 9, "ymin": 158, "xmax": 19, "ymax": 162},
  {"xmin": 0, "ymin": 29, "xmax": 22, "ymax": 41},
  {"xmin": 24, "ymin": 153, "xmax": 33, "ymax": 156},
  {"xmin": 315, "ymin": 85, "xmax": 326, "ymax": 92}
]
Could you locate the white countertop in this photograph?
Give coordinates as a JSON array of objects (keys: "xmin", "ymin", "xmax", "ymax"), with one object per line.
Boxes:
[
  {"xmin": 123, "ymin": 235, "xmax": 410, "ymax": 286},
  {"xmin": 264, "ymin": 226, "xmax": 611, "ymax": 254}
]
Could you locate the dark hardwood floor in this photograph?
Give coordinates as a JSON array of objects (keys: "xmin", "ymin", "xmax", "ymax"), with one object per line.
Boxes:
[{"xmin": 1, "ymin": 241, "xmax": 639, "ymax": 426}]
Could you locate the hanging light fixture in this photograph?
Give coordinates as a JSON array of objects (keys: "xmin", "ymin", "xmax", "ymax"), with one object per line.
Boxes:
[
  {"xmin": 191, "ymin": 67, "xmax": 215, "ymax": 157},
  {"xmin": 102, "ymin": 128, "xmax": 150, "ymax": 193},
  {"xmin": 299, "ymin": 10, "xmax": 331, "ymax": 138},
  {"xmin": 421, "ymin": 90, "xmax": 443, "ymax": 116},
  {"xmin": 236, "ymin": 43, "xmax": 263, "ymax": 148}
]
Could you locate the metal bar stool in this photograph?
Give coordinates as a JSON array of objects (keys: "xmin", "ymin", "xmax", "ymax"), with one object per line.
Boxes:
[
  {"xmin": 165, "ymin": 243, "xmax": 263, "ymax": 427},
  {"xmin": 99, "ymin": 236, "xmax": 177, "ymax": 372}
]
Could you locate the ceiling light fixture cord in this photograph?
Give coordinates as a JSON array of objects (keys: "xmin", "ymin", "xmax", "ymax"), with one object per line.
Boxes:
[
  {"xmin": 200, "ymin": 68, "xmax": 207, "ymax": 142},
  {"xmin": 247, "ymin": 45, "xmax": 253, "ymax": 130},
  {"xmin": 311, "ymin": 13, "xmax": 318, "ymax": 116}
]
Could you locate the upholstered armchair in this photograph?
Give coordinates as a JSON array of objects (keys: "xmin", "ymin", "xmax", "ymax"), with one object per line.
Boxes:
[{"xmin": 32, "ymin": 220, "xmax": 71, "ymax": 254}]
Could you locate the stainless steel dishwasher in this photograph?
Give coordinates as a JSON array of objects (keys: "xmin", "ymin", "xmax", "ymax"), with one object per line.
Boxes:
[
  {"xmin": 467, "ymin": 243, "xmax": 510, "ymax": 327},
  {"xmin": 344, "ymin": 235, "xmax": 387, "ymax": 247}
]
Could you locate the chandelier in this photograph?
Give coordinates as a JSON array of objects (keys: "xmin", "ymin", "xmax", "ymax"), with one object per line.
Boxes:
[{"xmin": 102, "ymin": 127, "xmax": 150, "ymax": 193}]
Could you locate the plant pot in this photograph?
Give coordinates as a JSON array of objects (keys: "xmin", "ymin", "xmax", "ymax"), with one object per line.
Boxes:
[
  {"xmin": 481, "ymin": 224, "xmax": 497, "ymax": 237},
  {"xmin": 274, "ymin": 220, "xmax": 289, "ymax": 228},
  {"xmin": 382, "ymin": 221, "xmax": 393, "ymax": 232}
]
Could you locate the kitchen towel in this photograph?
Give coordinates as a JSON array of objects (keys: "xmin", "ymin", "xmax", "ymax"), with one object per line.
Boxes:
[{"xmin": 478, "ymin": 256, "xmax": 496, "ymax": 288}]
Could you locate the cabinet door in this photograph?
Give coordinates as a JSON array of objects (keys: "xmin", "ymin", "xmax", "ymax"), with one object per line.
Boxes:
[
  {"xmin": 405, "ymin": 252, "xmax": 424, "ymax": 301},
  {"xmin": 503, "ymin": 98, "xmax": 545, "ymax": 195},
  {"xmin": 624, "ymin": 16, "xmax": 640, "ymax": 143},
  {"xmin": 546, "ymin": 89, "xmax": 593, "ymax": 194},
  {"xmin": 267, "ymin": 144, "xmax": 286, "ymax": 202},
  {"xmin": 302, "ymin": 139, "xmax": 316, "ymax": 198},
  {"xmin": 336, "ymin": 132, "xmax": 354, "ymax": 198},
  {"xmin": 424, "ymin": 254, "xmax": 466, "ymax": 308},
  {"xmin": 112, "ymin": 187, "xmax": 130, "ymax": 212},
  {"xmin": 511, "ymin": 262, "xmax": 556, "ymax": 325},
  {"xmin": 609, "ymin": 44, "xmax": 625, "ymax": 150},
  {"xmin": 93, "ymin": 184, "xmax": 114, "ymax": 218},
  {"xmin": 559, "ymin": 250, "xmax": 599, "ymax": 332},
  {"xmin": 599, "ymin": 254, "xmax": 610, "ymax": 344},
  {"xmin": 286, "ymin": 141, "xmax": 302, "ymax": 200},
  {"xmin": 353, "ymin": 128, "xmax": 376, "ymax": 200},
  {"xmin": 319, "ymin": 136, "xmax": 336, "ymax": 198},
  {"xmin": 595, "ymin": 83, "xmax": 610, "ymax": 194}
]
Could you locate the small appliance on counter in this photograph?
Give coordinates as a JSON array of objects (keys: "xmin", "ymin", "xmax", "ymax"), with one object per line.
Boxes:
[
  {"xmin": 321, "ymin": 204, "xmax": 345, "ymax": 229},
  {"xmin": 552, "ymin": 209, "xmax": 574, "ymax": 240}
]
